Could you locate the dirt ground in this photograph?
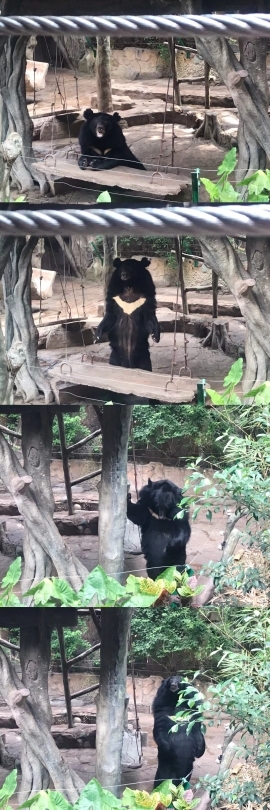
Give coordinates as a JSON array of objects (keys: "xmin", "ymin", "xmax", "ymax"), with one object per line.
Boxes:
[{"xmin": 0, "ymin": 460, "xmax": 229, "ymax": 585}]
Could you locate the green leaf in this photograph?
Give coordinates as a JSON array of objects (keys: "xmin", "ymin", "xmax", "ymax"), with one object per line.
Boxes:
[
  {"xmin": 78, "ymin": 566, "xmax": 126, "ymax": 606},
  {"xmin": 200, "ymin": 178, "xmax": 220, "ymax": 201},
  {"xmin": 24, "ymin": 578, "xmax": 79, "ymax": 607},
  {"xmin": 96, "ymin": 191, "xmax": 111, "ymax": 202},
  {"xmin": 223, "ymin": 358, "xmax": 243, "ymax": 388},
  {"xmin": 217, "ymin": 181, "xmax": 240, "ymax": 203},
  {"xmin": 1, "ymin": 558, "xmax": 21, "ymax": 589},
  {"xmin": 21, "ymin": 791, "xmax": 73, "ymax": 810},
  {"xmin": 216, "ymin": 147, "xmax": 237, "ymax": 178},
  {"xmin": 245, "ymin": 381, "xmax": 270, "ymax": 404},
  {"xmin": 0, "ymin": 771, "xmax": 17, "ymax": 807},
  {"xmin": 76, "ymin": 778, "xmax": 122, "ymax": 810},
  {"xmin": 206, "ymin": 389, "xmax": 227, "ymax": 405}
]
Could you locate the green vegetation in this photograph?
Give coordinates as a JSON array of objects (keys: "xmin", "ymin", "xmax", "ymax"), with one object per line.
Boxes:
[
  {"xmin": 131, "ymin": 405, "xmax": 227, "ymax": 464},
  {"xmin": 201, "ymin": 146, "xmax": 270, "ymax": 203}
]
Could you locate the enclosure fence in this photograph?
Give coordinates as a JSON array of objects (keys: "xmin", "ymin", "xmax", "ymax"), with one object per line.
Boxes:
[
  {"xmin": 0, "ymin": 206, "xmax": 270, "ymax": 236},
  {"xmin": 1, "ymin": 14, "xmax": 270, "ymax": 37}
]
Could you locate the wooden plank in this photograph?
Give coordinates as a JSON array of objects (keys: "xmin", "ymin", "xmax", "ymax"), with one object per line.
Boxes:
[
  {"xmin": 48, "ymin": 360, "xmax": 198, "ymax": 403},
  {"xmin": 34, "ymin": 159, "xmax": 188, "ymax": 200}
]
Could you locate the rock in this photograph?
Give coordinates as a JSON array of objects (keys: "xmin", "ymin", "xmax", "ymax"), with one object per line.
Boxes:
[
  {"xmin": 46, "ymin": 324, "xmax": 84, "ymax": 350},
  {"xmin": 90, "ymin": 93, "xmax": 134, "ymax": 111},
  {"xmin": 74, "ymin": 504, "xmax": 82, "ymax": 511},
  {"xmin": 31, "ymin": 268, "xmax": 56, "ymax": 300},
  {"xmin": 79, "ymin": 51, "xmax": 96, "ymax": 75},
  {"xmin": 25, "ymin": 59, "xmax": 49, "ymax": 92},
  {"xmin": 40, "ymin": 118, "xmax": 69, "ymax": 141}
]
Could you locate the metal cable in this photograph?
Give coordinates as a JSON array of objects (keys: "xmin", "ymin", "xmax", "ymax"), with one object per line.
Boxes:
[
  {"xmin": 0, "ymin": 15, "xmax": 270, "ymax": 37},
  {"xmin": 1, "ymin": 205, "xmax": 270, "ymax": 235}
]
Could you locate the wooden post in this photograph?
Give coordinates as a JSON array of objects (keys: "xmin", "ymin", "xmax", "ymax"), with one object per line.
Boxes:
[
  {"xmin": 204, "ymin": 62, "xmax": 210, "ymax": 109},
  {"xmin": 57, "ymin": 626, "xmax": 73, "ymax": 729},
  {"xmin": 212, "ymin": 269, "xmax": 219, "ymax": 318},
  {"xmin": 174, "ymin": 237, "xmax": 189, "ymax": 316},
  {"xmin": 57, "ymin": 413, "xmax": 73, "ymax": 516},
  {"xmin": 96, "ymin": 608, "xmax": 132, "ymax": 796},
  {"xmin": 168, "ymin": 38, "xmax": 181, "ymax": 107}
]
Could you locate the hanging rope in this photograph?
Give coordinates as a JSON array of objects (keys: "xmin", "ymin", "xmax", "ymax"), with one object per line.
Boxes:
[
  {"xmin": 151, "ymin": 43, "xmax": 174, "ymax": 182},
  {"xmin": 129, "ymin": 632, "xmax": 142, "ymax": 765}
]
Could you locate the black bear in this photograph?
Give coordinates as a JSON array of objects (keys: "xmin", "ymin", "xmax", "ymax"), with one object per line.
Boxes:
[
  {"xmin": 78, "ymin": 109, "xmax": 146, "ymax": 171},
  {"xmin": 127, "ymin": 478, "xmax": 191, "ymax": 579},
  {"xmin": 152, "ymin": 676, "xmax": 205, "ymax": 788},
  {"xmin": 94, "ymin": 257, "xmax": 160, "ymax": 371}
]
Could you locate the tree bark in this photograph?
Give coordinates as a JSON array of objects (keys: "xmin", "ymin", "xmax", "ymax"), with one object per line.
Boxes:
[
  {"xmin": 96, "ymin": 608, "xmax": 132, "ymax": 796},
  {"xmin": 0, "ymin": 36, "xmax": 48, "ymax": 193},
  {"xmin": 96, "ymin": 37, "xmax": 113, "ymax": 114},
  {"xmin": 0, "ymin": 426, "xmax": 89, "ymax": 597},
  {"xmin": 3, "ymin": 237, "xmax": 54, "ymax": 403},
  {"xmin": 0, "ymin": 633, "xmax": 84, "ymax": 803},
  {"xmin": 198, "ymin": 236, "xmax": 270, "ymax": 390},
  {"xmin": 98, "ymin": 406, "xmax": 132, "ymax": 580},
  {"xmin": 20, "ymin": 409, "xmax": 54, "ymax": 596},
  {"xmin": 103, "ymin": 236, "xmax": 117, "ymax": 296},
  {"xmin": 95, "ymin": 36, "xmax": 117, "ymax": 292}
]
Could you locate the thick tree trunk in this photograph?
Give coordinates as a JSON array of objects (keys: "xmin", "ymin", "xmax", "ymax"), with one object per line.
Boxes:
[
  {"xmin": 98, "ymin": 406, "xmax": 132, "ymax": 580},
  {"xmin": 20, "ymin": 409, "xmax": 54, "ymax": 595},
  {"xmin": 195, "ymin": 32, "xmax": 270, "ymax": 388},
  {"xmin": 0, "ymin": 630, "xmax": 84, "ymax": 803},
  {"xmin": 96, "ymin": 608, "xmax": 132, "ymax": 796},
  {"xmin": 3, "ymin": 237, "xmax": 54, "ymax": 404},
  {"xmin": 198, "ymin": 237, "xmax": 270, "ymax": 390},
  {"xmin": 96, "ymin": 36, "xmax": 117, "ymax": 291},
  {"xmin": 0, "ymin": 423, "xmax": 89, "ymax": 597},
  {"xmin": 0, "ymin": 36, "xmax": 48, "ymax": 193}
]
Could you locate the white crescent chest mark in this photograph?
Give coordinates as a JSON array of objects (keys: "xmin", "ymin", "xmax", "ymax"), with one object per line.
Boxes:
[{"xmin": 113, "ymin": 296, "xmax": 146, "ymax": 314}]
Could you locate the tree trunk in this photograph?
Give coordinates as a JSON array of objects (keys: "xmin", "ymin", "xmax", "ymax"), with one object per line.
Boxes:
[
  {"xmin": 98, "ymin": 406, "xmax": 132, "ymax": 580},
  {"xmin": 198, "ymin": 236, "xmax": 270, "ymax": 390},
  {"xmin": 0, "ymin": 36, "xmax": 48, "ymax": 193},
  {"xmin": 0, "ymin": 420, "xmax": 89, "ymax": 598},
  {"xmin": 96, "ymin": 35, "xmax": 117, "ymax": 291},
  {"xmin": 103, "ymin": 236, "xmax": 117, "ymax": 296},
  {"xmin": 0, "ymin": 624, "xmax": 84, "ymax": 803},
  {"xmin": 194, "ymin": 30, "xmax": 270, "ymax": 387},
  {"xmin": 3, "ymin": 237, "xmax": 54, "ymax": 404},
  {"xmin": 96, "ymin": 607, "xmax": 132, "ymax": 796},
  {"xmin": 96, "ymin": 37, "xmax": 113, "ymax": 113}
]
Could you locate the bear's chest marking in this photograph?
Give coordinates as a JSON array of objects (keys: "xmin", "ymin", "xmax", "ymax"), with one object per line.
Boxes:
[{"xmin": 113, "ymin": 296, "xmax": 146, "ymax": 315}]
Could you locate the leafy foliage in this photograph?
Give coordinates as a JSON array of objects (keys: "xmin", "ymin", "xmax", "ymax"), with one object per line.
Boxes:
[
  {"xmin": 201, "ymin": 147, "xmax": 270, "ymax": 203},
  {"xmin": 0, "ymin": 558, "xmax": 22, "ymax": 606},
  {"xmin": 132, "ymin": 405, "xmax": 227, "ymax": 463},
  {"xmin": 0, "ymin": 774, "xmax": 199, "ymax": 810},
  {"xmin": 52, "ymin": 410, "xmax": 89, "ymax": 451},
  {"xmin": 23, "ymin": 565, "xmax": 201, "ymax": 608}
]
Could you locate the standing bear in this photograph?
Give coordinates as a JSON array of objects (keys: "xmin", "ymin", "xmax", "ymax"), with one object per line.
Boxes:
[
  {"xmin": 127, "ymin": 478, "xmax": 191, "ymax": 579},
  {"xmin": 78, "ymin": 109, "xmax": 146, "ymax": 171},
  {"xmin": 94, "ymin": 257, "xmax": 160, "ymax": 371},
  {"xmin": 152, "ymin": 676, "xmax": 205, "ymax": 788}
]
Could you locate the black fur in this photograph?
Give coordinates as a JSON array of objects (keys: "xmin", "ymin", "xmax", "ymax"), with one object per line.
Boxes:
[
  {"xmin": 127, "ymin": 478, "xmax": 191, "ymax": 579},
  {"xmin": 78, "ymin": 109, "xmax": 146, "ymax": 171},
  {"xmin": 152, "ymin": 676, "xmax": 205, "ymax": 788},
  {"xmin": 95, "ymin": 257, "xmax": 160, "ymax": 371}
]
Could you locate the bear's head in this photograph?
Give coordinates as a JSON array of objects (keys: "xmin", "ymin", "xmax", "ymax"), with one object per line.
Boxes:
[
  {"xmin": 83, "ymin": 109, "xmax": 121, "ymax": 138},
  {"xmin": 139, "ymin": 478, "xmax": 183, "ymax": 519},
  {"xmin": 113, "ymin": 257, "xmax": 151, "ymax": 284},
  {"xmin": 166, "ymin": 675, "xmax": 185, "ymax": 693}
]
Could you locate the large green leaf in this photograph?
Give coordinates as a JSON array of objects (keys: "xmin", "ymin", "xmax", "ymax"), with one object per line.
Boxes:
[
  {"xmin": 223, "ymin": 358, "xmax": 243, "ymax": 388},
  {"xmin": 200, "ymin": 178, "xmax": 220, "ymax": 201},
  {"xmin": 76, "ymin": 778, "xmax": 122, "ymax": 810},
  {"xmin": 78, "ymin": 566, "xmax": 126, "ymax": 605},
  {"xmin": 0, "ymin": 771, "xmax": 17, "ymax": 808},
  {"xmin": 216, "ymin": 147, "xmax": 237, "ymax": 177},
  {"xmin": 1, "ymin": 558, "xmax": 21, "ymax": 589}
]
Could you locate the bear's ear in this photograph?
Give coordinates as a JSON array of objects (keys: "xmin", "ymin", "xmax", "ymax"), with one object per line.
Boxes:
[
  {"xmin": 148, "ymin": 478, "xmax": 152, "ymax": 487},
  {"xmin": 112, "ymin": 112, "xmax": 121, "ymax": 122},
  {"xmin": 83, "ymin": 108, "xmax": 94, "ymax": 121},
  {"xmin": 141, "ymin": 257, "xmax": 151, "ymax": 269},
  {"xmin": 113, "ymin": 258, "xmax": 122, "ymax": 269}
]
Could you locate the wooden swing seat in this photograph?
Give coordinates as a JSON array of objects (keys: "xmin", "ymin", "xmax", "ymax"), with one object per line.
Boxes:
[
  {"xmin": 48, "ymin": 358, "xmax": 199, "ymax": 403},
  {"xmin": 34, "ymin": 158, "xmax": 188, "ymax": 200}
]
